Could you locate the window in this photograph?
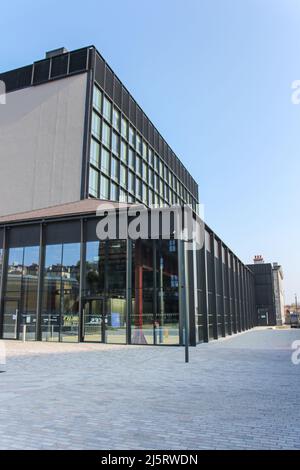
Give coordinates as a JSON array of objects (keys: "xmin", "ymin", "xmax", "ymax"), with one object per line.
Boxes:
[
  {"xmin": 136, "ymin": 156, "xmax": 142, "ymax": 176},
  {"xmin": 90, "ymin": 138, "xmax": 100, "ymax": 167},
  {"xmin": 154, "ymin": 154, "xmax": 159, "ymax": 171},
  {"xmin": 121, "ymin": 116, "xmax": 128, "ymax": 139},
  {"xmin": 101, "ymin": 147, "xmax": 110, "ymax": 174},
  {"xmin": 136, "ymin": 134, "xmax": 142, "ymax": 154},
  {"xmin": 142, "ymin": 141, "xmax": 147, "ymax": 160},
  {"xmin": 165, "ymin": 185, "xmax": 169, "ymax": 202},
  {"xmin": 142, "ymin": 184, "xmax": 148, "ymax": 204},
  {"xmin": 159, "ymin": 160, "xmax": 163, "ymax": 176},
  {"xmin": 159, "ymin": 178, "xmax": 164, "ymax": 196},
  {"xmin": 119, "ymin": 189, "xmax": 127, "ymax": 202},
  {"xmin": 121, "ymin": 141, "xmax": 127, "ymax": 163},
  {"xmin": 100, "ymin": 174, "xmax": 109, "ymax": 199},
  {"xmin": 149, "ymin": 168, "xmax": 154, "ymax": 187},
  {"xmin": 128, "ymin": 148, "xmax": 135, "ymax": 169},
  {"xmin": 93, "ymin": 86, "xmax": 102, "ymax": 113},
  {"xmin": 42, "ymin": 242, "xmax": 80, "ymax": 343},
  {"xmin": 129, "ymin": 126, "xmax": 135, "ymax": 147},
  {"xmin": 154, "ymin": 174, "xmax": 159, "ymax": 191},
  {"xmin": 92, "ymin": 112, "xmax": 101, "ymax": 140},
  {"xmin": 102, "ymin": 121, "xmax": 111, "ymax": 148},
  {"xmin": 103, "ymin": 95, "xmax": 112, "ymax": 122},
  {"xmin": 165, "ymin": 167, "xmax": 169, "ymax": 183},
  {"xmin": 111, "ymin": 157, "xmax": 119, "ymax": 181},
  {"xmin": 136, "ymin": 178, "xmax": 142, "ymax": 199},
  {"xmin": 112, "ymin": 131, "xmax": 120, "ymax": 156},
  {"xmin": 163, "ymin": 164, "xmax": 167, "ymax": 180},
  {"xmin": 113, "ymin": 107, "xmax": 120, "ymax": 131},
  {"xmin": 89, "ymin": 167, "xmax": 99, "ymax": 197},
  {"xmin": 128, "ymin": 170, "xmax": 135, "ymax": 193},
  {"xmin": 142, "ymin": 162, "xmax": 147, "ymax": 179},
  {"xmin": 3, "ymin": 245, "xmax": 40, "ymax": 341},
  {"xmin": 120, "ymin": 164, "xmax": 127, "ymax": 187},
  {"xmin": 110, "ymin": 181, "xmax": 118, "ymax": 201},
  {"xmin": 148, "ymin": 188, "xmax": 154, "ymax": 206},
  {"xmin": 149, "ymin": 148, "xmax": 154, "ymax": 167}
]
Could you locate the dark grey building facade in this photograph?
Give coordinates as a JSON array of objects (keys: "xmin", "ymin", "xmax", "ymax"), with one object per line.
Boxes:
[{"xmin": 0, "ymin": 46, "xmax": 256, "ymax": 345}]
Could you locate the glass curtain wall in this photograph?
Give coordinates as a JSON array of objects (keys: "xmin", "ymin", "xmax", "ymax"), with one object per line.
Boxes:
[
  {"xmin": 131, "ymin": 240, "xmax": 180, "ymax": 345},
  {"xmin": 41, "ymin": 243, "xmax": 80, "ymax": 342},
  {"xmin": 2, "ymin": 246, "xmax": 39, "ymax": 340},
  {"xmin": 84, "ymin": 240, "xmax": 127, "ymax": 344}
]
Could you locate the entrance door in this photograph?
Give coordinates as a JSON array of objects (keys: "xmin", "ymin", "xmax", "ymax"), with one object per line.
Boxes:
[
  {"xmin": 82, "ymin": 298, "xmax": 107, "ymax": 343},
  {"xmin": 258, "ymin": 309, "xmax": 269, "ymax": 326},
  {"xmin": 2, "ymin": 299, "xmax": 19, "ymax": 339}
]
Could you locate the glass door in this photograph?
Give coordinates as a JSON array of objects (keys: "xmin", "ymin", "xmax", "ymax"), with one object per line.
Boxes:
[
  {"xmin": 83, "ymin": 298, "xmax": 106, "ymax": 343},
  {"xmin": 2, "ymin": 299, "xmax": 19, "ymax": 339}
]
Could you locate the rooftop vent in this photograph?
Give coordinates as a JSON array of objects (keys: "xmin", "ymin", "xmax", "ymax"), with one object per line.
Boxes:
[
  {"xmin": 45, "ymin": 48, "xmax": 68, "ymax": 59},
  {"xmin": 254, "ymin": 255, "xmax": 264, "ymax": 264}
]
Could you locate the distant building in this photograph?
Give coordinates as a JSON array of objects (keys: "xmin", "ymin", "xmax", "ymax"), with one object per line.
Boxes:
[
  {"xmin": 272, "ymin": 263, "xmax": 285, "ymax": 325},
  {"xmin": 247, "ymin": 256, "xmax": 285, "ymax": 326}
]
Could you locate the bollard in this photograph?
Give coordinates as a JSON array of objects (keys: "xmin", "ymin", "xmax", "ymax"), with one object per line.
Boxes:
[{"xmin": 23, "ymin": 324, "xmax": 27, "ymax": 343}]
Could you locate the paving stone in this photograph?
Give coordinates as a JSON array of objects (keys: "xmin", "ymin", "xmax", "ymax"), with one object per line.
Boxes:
[{"xmin": 0, "ymin": 328, "xmax": 299, "ymax": 450}]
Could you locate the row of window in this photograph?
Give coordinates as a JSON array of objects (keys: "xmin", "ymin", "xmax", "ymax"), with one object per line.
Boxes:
[
  {"xmin": 89, "ymin": 167, "xmax": 187, "ymax": 207},
  {"xmin": 89, "ymin": 138, "xmax": 193, "ymax": 206},
  {"xmin": 0, "ymin": 238, "xmax": 180, "ymax": 345},
  {"xmin": 91, "ymin": 85, "xmax": 197, "ymax": 208}
]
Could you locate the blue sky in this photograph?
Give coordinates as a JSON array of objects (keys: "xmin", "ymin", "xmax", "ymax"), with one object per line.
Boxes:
[{"xmin": 0, "ymin": 0, "xmax": 299, "ymax": 303}]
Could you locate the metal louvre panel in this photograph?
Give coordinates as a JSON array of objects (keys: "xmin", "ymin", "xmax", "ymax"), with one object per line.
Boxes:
[
  {"xmin": 95, "ymin": 54, "xmax": 105, "ymax": 87},
  {"xmin": 45, "ymin": 221, "xmax": 81, "ymax": 245},
  {"xmin": 69, "ymin": 49, "xmax": 88, "ymax": 74},
  {"xmin": 148, "ymin": 122, "xmax": 154, "ymax": 146},
  {"xmin": 114, "ymin": 77, "xmax": 122, "ymax": 108},
  {"xmin": 136, "ymin": 106, "xmax": 142, "ymax": 134},
  {"xmin": 154, "ymin": 129, "xmax": 159, "ymax": 152},
  {"xmin": 7, "ymin": 225, "xmax": 40, "ymax": 248},
  {"xmin": 33, "ymin": 60, "xmax": 50, "ymax": 84},
  {"xmin": 158, "ymin": 136, "xmax": 163, "ymax": 155},
  {"xmin": 122, "ymin": 87, "xmax": 130, "ymax": 115},
  {"xmin": 142, "ymin": 114, "xmax": 148, "ymax": 141},
  {"xmin": 0, "ymin": 66, "xmax": 33, "ymax": 92},
  {"xmin": 129, "ymin": 96, "xmax": 136, "ymax": 125},
  {"xmin": 50, "ymin": 54, "xmax": 68, "ymax": 78},
  {"xmin": 104, "ymin": 66, "xmax": 114, "ymax": 99}
]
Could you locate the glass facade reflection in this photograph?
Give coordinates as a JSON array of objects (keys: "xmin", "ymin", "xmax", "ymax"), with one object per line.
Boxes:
[
  {"xmin": 89, "ymin": 84, "xmax": 198, "ymax": 211},
  {"xmin": 0, "ymin": 217, "xmax": 255, "ymax": 346},
  {"xmin": 3, "ymin": 246, "xmax": 39, "ymax": 340},
  {"xmin": 84, "ymin": 240, "xmax": 127, "ymax": 344},
  {"xmin": 42, "ymin": 243, "xmax": 80, "ymax": 342},
  {"xmin": 131, "ymin": 240, "xmax": 180, "ymax": 345}
]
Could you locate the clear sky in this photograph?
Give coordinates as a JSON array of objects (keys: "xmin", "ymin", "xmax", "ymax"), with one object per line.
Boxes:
[{"xmin": 0, "ymin": 0, "xmax": 299, "ymax": 303}]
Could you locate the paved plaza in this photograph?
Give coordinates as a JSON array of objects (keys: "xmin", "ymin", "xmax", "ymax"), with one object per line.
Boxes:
[{"xmin": 0, "ymin": 328, "xmax": 299, "ymax": 450}]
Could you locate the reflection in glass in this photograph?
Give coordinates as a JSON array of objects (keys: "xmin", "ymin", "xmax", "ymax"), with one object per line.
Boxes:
[
  {"xmin": 3, "ymin": 246, "xmax": 39, "ymax": 340},
  {"xmin": 84, "ymin": 240, "xmax": 127, "ymax": 344},
  {"xmin": 41, "ymin": 243, "xmax": 80, "ymax": 342},
  {"xmin": 131, "ymin": 240, "xmax": 179, "ymax": 345}
]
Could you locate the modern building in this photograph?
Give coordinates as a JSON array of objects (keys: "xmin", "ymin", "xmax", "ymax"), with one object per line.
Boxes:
[
  {"xmin": 0, "ymin": 45, "xmax": 257, "ymax": 345},
  {"xmin": 247, "ymin": 256, "xmax": 285, "ymax": 326}
]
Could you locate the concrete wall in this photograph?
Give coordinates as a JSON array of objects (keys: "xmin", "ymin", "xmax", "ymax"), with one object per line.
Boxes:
[
  {"xmin": 273, "ymin": 266, "xmax": 285, "ymax": 325},
  {"xmin": 0, "ymin": 73, "xmax": 87, "ymax": 216}
]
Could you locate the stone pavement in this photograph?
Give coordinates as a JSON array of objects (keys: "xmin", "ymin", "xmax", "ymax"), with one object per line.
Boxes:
[{"xmin": 0, "ymin": 328, "xmax": 299, "ymax": 450}]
